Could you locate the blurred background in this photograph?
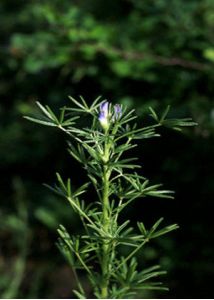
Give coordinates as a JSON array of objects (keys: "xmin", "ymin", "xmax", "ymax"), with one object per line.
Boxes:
[{"xmin": 0, "ymin": 0, "xmax": 213, "ymax": 298}]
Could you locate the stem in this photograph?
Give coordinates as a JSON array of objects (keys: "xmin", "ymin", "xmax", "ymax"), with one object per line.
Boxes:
[{"xmin": 101, "ymin": 137, "xmax": 111, "ymax": 298}]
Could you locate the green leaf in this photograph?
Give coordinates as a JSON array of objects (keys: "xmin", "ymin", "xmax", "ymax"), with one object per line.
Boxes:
[
  {"xmin": 23, "ymin": 116, "xmax": 57, "ymax": 126},
  {"xmin": 149, "ymin": 107, "xmax": 159, "ymax": 121},
  {"xmin": 36, "ymin": 101, "xmax": 55, "ymax": 120},
  {"xmin": 73, "ymin": 289, "xmax": 86, "ymax": 299},
  {"xmin": 68, "ymin": 96, "xmax": 86, "ymax": 110},
  {"xmin": 160, "ymin": 105, "xmax": 171, "ymax": 122},
  {"xmin": 137, "ymin": 222, "xmax": 147, "ymax": 236},
  {"xmin": 149, "ymin": 217, "xmax": 164, "ymax": 236},
  {"xmin": 150, "ymin": 223, "xmax": 179, "ymax": 239}
]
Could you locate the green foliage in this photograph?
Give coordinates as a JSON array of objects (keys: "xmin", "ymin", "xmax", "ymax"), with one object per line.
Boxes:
[
  {"xmin": 0, "ymin": 0, "xmax": 213, "ymax": 298},
  {"xmin": 26, "ymin": 97, "xmax": 196, "ymax": 298},
  {"xmin": 0, "ymin": 179, "xmax": 29, "ymax": 298},
  {"xmin": 1, "ymin": 0, "xmax": 213, "ymax": 134}
]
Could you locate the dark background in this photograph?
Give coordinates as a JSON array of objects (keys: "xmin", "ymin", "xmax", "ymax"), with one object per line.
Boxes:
[{"xmin": 0, "ymin": 0, "xmax": 213, "ymax": 298}]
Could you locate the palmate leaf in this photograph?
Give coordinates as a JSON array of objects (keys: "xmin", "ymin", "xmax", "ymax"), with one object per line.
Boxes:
[
  {"xmin": 112, "ymin": 257, "xmax": 168, "ymax": 297},
  {"xmin": 144, "ymin": 188, "xmax": 174, "ymax": 199},
  {"xmin": 67, "ymin": 142, "xmax": 84, "ymax": 163},
  {"xmin": 67, "ymin": 95, "xmax": 103, "ymax": 116},
  {"xmin": 23, "ymin": 116, "xmax": 57, "ymax": 126},
  {"xmin": 81, "ymin": 142, "xmax": 103, "ymax": 161},
  {"xmin": 51, "ymin": 172, "xmax": 90, "ymax": 199},
  {"xmin": 114, "ymin": 174, "xmax": 174, "ymax": 204},
  {"xmin": 149, "ymin": 105, "xmax": 198, "ymax": 131},
  {"xmin": 113, "ymin": 143, "xmax": 137, "ymax": 155},
  {"xmin": 109, "ymin": 157, "xmax": 141, "ymax": 170},
  {"xmin": 36, "ymin": 101, "xmax": 56, "ymax": 120},
  {"xmin": 24, "ymin": 101, "xmax": 79, "ymax": 128},
  {"xmin": 137, "ymin": 218, "xmax": 179, "ymax": 240},
  {"xmin": 162, "ymin": 118, "xmax": 198, "ymax": 131},
  {"xmin": 116, "ymin": 123, "xmax": 160, "ymax": 141},
  {"xmin": 57, "ymin": 226, "xmax": 96, "ymax": 277},
  {"xmin": 150, "ymin": 223, "xmax": 179, "ymax": 239},
  {"xmin": 118, "ymin": 108, "xmax": 137, "ymax": 125},
  {"xmin": 114, "ymin": 220, "xmax": 131, "ymax": 236},
  {"xmin": 137, "ymin": 269, "xmax": 167, "ymax": 283},
  {"xmin": 110, "ymin": 285, "xmax": 135, "ymax": 299}
]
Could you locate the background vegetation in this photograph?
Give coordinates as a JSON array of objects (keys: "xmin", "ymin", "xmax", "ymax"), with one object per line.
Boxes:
[{"xmin": 0, "ymin": 0, "xmax": 213, "ymax": 298}]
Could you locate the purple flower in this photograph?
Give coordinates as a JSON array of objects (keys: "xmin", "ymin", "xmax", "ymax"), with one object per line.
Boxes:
[
  {"xmin": 99, "ymin": 101, "xmax": 110, "ymax": 130},
  {"xmin": 100, "ymin": 102, "xmax": 109, "ymax": 118},
  {"xmin": 98, "ymin": 101, "xmax": 123, "ymax": 130},
  {"xmin": 114, "ymin": 104, "xmax": 122, "ymax": 120}
]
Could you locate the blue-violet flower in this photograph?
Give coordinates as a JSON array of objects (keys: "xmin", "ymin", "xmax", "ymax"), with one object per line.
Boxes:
[
  {"xmin": 113, "ymin": 104, "xmax": 122, "ymax": 121},
  {"xmin": 99, "ymin": 102, "xmax": 122, "ymax": 130},
  {"xmin": 99, "ymin": 101, "xmax": 110, "ymax": 130}
]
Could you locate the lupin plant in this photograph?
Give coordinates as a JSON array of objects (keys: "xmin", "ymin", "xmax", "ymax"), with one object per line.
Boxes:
[{"xmin": 25, "ymin": 97, "xmax": 197, "ymax": 298}]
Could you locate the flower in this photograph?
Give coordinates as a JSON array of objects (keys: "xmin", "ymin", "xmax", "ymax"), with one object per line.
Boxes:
[
  {"xmin": 98, "ymin": 101, "xmax": 123, "ymax": 130},
  {"xmin": 113, "ymin": 104, "xmax": 122, "ymax": 120},
  {"xmin": 99, "ymin": 101, "xmax": 110, "ymax": 130}
]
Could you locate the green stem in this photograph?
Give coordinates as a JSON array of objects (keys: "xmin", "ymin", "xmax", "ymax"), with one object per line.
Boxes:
[{"xmin": 101, "ymin": 138, "xmax": 111, "ymax": 298}]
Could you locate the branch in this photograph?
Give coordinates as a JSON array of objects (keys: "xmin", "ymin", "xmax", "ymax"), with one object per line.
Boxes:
[{"xmin": 95, "ymin": 45, "xmax": 209, "ymax": 71}]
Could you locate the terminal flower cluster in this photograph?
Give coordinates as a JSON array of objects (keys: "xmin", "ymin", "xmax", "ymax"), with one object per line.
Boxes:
[{"xmin": 98, "ymin": 101, "xmax": 122, "ymax": 130}]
